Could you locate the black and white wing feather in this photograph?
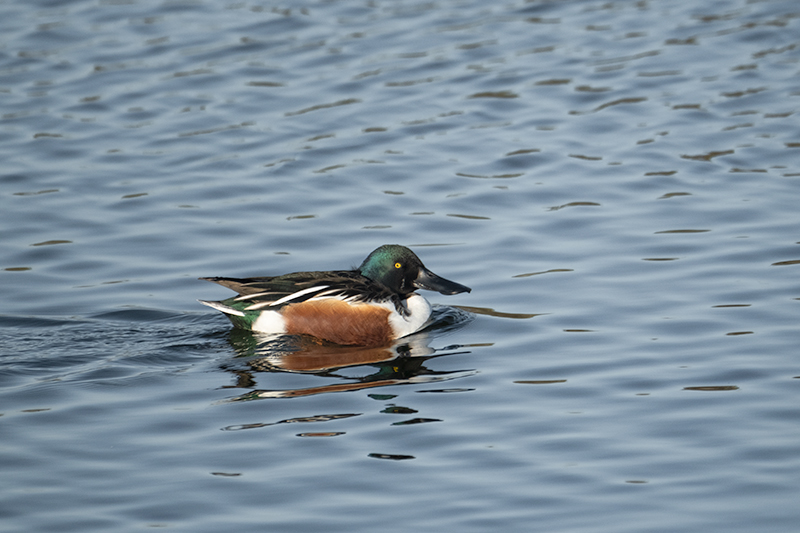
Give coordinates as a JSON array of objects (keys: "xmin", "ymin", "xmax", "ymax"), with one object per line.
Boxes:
[{"xmin": 200, "ymin": 270, "xmax": 405, "ymax": 314}]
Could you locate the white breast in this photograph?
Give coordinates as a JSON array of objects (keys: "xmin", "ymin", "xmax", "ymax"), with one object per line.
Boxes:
[{"xmin": 385, "ymin": 293, "xmax": 432, "ymax": 339}]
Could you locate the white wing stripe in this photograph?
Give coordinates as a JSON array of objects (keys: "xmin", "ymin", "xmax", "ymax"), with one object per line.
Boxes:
[
  {"xmin": 312, "ymin": 289, "xmax": 346, "ymax": 298},
  {"xmin": 198, "ymin": 300, "xmax": 246, "ymax": 317},
  {"xmin": 244, "ymin": 301, "xmax": 276, "ymax": 311},
  {"xmin": 234, "ymin": 291, "xmax": 276, "ymax": 302},
  {"xmin": 268, "ymin": 285, "xmax": 330, "ymax": 307}
]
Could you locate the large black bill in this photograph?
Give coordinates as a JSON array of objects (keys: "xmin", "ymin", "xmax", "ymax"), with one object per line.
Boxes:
[{"xmin": 413, "ymin": 268, "xmax": 471, "ymax": 295}]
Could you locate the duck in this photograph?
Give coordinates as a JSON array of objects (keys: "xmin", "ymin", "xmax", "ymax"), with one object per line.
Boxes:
[{"xmin": 199, "ymin": 244, "xmax": 471, "ymax": 346}]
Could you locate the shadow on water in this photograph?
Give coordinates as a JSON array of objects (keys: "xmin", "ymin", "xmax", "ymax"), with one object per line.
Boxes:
[{"xmin": 218, "ymin": 305, "xmax": 478, "ymax": 401}]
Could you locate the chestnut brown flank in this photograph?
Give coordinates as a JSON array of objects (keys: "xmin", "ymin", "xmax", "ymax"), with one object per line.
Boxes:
[{"xmin": 282, "ymin": 299, "xmax": 394, "ymax": 346}]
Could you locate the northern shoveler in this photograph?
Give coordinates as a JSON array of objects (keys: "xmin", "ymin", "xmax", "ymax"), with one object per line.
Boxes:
[{"xmin": 199, "ymin": 244, "xmax": 471, "ymax": 346}]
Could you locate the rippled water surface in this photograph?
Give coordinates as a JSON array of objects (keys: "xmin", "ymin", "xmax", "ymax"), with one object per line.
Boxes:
[{"xmin": 2, "ymin": 0, "xmax": 799, "ymax": 531}]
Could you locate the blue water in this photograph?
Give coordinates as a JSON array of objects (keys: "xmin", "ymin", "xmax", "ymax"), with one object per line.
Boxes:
[{"xmin": 2, "ymin": 0, "xmax": 800, "ymax": 531}]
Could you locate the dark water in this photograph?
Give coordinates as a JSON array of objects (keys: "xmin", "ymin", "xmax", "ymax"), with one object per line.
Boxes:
[{"xmin": 2, "ymin": 0, "xmax": 799, "ymax": 531}]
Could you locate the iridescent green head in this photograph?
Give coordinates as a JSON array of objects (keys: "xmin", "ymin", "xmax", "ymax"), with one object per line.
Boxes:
[{"xmin": 358, "ymin": 244, "xmax": 471, "ymax": 296}]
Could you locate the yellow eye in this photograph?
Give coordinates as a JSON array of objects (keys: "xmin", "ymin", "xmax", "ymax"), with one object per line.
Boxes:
[{"xmin": 395, "ymin": 262, "xmax": 402, "ymax": 269}]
